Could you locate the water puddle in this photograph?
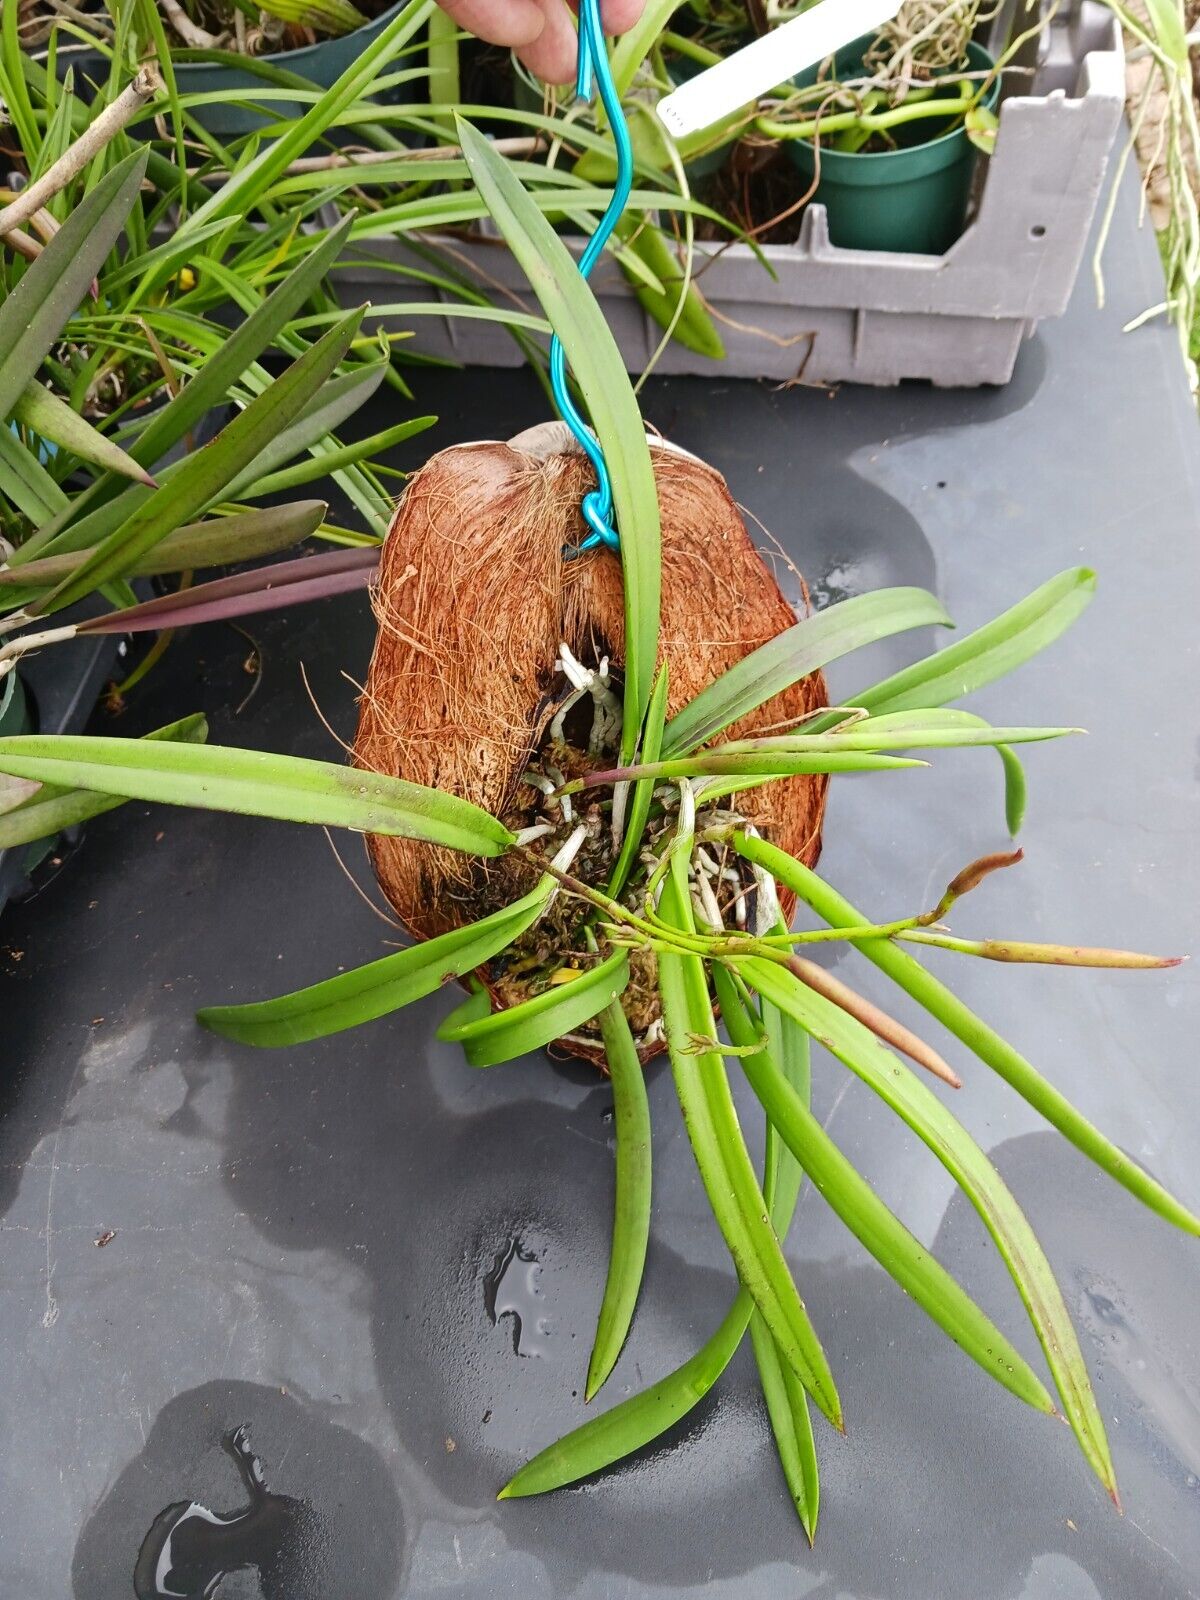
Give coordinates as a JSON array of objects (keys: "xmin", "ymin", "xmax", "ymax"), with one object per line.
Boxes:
[
  {"xmin": 484, "ymin": 1235, "xmax": 552, "ymax": 1357},
  {"xmin": 134, "ymin": 1424, "xmax": 319, "ymax": 1599}
]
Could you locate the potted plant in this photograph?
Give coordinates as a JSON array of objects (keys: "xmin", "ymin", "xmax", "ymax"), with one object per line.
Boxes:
[
  {"xmin": 22, "ymin": 0, "xmax": 425, "ymax": 137},
  {"xmin": 329, "ymin": 0, "xmax": 1124, "ymax": 386},
  {"xmin": 760, "ymin": 5, "xmax": 1004, "ymax": 254},
  {"xmin": 1, "ymin": 124, "xmax": 1192, "ymax": 1544},
  {"xmin": 0, "ymin": 86, "xmax": 442, "ymax": 910}
]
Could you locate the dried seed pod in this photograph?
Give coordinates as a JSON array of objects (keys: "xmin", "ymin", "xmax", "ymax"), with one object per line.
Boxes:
[{"xmin": 354, "ymin": 424, "xmax": 828, "ymax": 1047}]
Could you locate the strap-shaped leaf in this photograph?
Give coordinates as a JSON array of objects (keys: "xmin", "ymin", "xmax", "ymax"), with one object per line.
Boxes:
[
  {"xmin": 847, "ymin": 569, "xmax": 1096, "ymax": 717},
  {"xmin": 457, "ymin": 117, "xmax": 661, "ymax": 760},
  {"xmin": 726, "ymin": 960, "xmax": 1056, "ymax": 1418},
  {"xmin": 501, "ymin": 974, "xmax": 807, "ymax": 1502},
  {"xmin": 711, "ymin": 969, "xmax": 820, "ymax": 1542},
  {"xmin": 661, "ymin": 588, "xmax": 952, "ymax": 757},
  {"xmin": 182, "ymin": 0, "xmax": 435, "ymax": 230},
  {"xmin": 748, "ymin": 1308, "xmax": 820, "ymax": 1542},
  {"xmin": 11, "ymin": 216, "xmax": 358, "ymax": 566},
  {"xmin": 0, "ymin": 149, "xmax": 147, "ymax": 422},
  {"xmin": 200, "ymin": 880, "xmax": 556, "ymax": 1048},
  {"xmin": 0, "ymin": 736, "xmax": 513, "ymax": 855},
  {"xmin": 78, "ymin": 545, "xmax": 372, "ymax": 635},
  {"xmin": 657, "ymin": 875, "xmax": 842, "ymax": 1428},
  {"xmin": 438, "ymin": 949, "xmax": 630, "ymax": 1067},
  {"xmin": 606, "ymin": 661, "xmax": 669, "ymax": 900},
  {"xmin": 0, "ymin": 502, "xmax": 329, "ymax": 590},
  {"xmin": 501, "ymin": 1293, "xmax": 750, "ymax": 1500},
  {"xmin": 30, "ymin": 361, "xmax": 385, "ymax": 569},
  {"xmin": 0, "ymin": 424, "xmax": 67, "ymax": 524},
  {"xmin": 734, "ymin": 831, "xmax": 1200, "ymax": 1239},
  {"xmin": 218, "ymin": 360, "xmax": 387, "ymax": 504},
  {"xmin": 0, "ymin": 715, "xmax": 207, "ymax": 850},
  {"xmin": 586, "ymin": 997, "xmax": 653, "ymax": 1401},
  {"xmin": 29, "ymin": 312, "xmax": 364, "ymax": 617},
  {"xmin": 733, "ymin": 953, "xmax": 1114, "ymax": 1494},
  {"xmin": 12, "ymin": 383, "xmax": 155, "ymax": 487}
]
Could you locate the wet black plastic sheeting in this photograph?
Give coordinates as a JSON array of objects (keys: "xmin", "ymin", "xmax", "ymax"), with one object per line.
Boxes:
[{"xmin": 3, "ymin": 176, "xmax": 1199, "ymax": 1600}]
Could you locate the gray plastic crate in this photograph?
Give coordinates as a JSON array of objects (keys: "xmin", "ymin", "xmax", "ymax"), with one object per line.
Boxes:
[{"xmin": 337, "ymin": 1, "xmax": 1125, "ymax": 386}]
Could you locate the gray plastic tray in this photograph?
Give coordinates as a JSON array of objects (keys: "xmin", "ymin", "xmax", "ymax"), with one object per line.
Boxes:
[{"xmin": 338, "ymin": 1, "xmax": 1124, "ymax": 386}]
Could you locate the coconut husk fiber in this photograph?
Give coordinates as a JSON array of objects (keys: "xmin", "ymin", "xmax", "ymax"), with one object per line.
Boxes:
[{"xmin": 354, "ymin": 420, "xmax": 828, "ymax": 971}]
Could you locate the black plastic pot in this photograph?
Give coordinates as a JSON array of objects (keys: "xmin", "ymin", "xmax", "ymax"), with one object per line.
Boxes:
[
  {"xmin": 0, "ymin": 636, "xmax": 121, "ymax": 919},
  {"xmin": 168, "ymin": 1, "xmax": 420, "ymax": 137},
  {"xmin": 40, "ymin": 1, "xmax": 420, "ymax": 139}
]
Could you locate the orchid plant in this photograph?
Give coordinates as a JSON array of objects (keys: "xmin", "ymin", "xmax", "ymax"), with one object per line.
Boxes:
[{"xmin": 0, "ymin": 122, "xmax": 1193, "ymax": 1547}]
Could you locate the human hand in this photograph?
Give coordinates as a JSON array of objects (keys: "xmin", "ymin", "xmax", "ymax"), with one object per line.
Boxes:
[{"xmin": 436, "ymin": 1, "xmax": 646, "ymax": 87}]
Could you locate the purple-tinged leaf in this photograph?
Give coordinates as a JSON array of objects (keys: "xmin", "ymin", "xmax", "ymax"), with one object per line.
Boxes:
[{"xmin": 78, "ymin": 547, "xmax": 379, "ymax": 635}]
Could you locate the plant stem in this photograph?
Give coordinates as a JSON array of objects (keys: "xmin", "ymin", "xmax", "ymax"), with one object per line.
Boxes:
[
  {"xmin": 755, "ymin": 93, "xmax": 977, "ymax": 143},
  {"xmin": 898, "ymin": 929, "xmax": 1183, "ymax": 969},
  {"xmin": 0, "ymin": 66, "xmax": 162, "ymax": 239}
]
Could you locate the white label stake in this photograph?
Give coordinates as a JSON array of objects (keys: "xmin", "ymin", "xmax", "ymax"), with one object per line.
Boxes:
[{"xmin": 656, "ymin": 0, "xmax": 903, "ymax": 139}]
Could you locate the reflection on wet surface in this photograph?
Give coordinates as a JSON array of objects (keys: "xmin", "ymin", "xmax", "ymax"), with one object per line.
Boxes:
[
  {"xmin": 72, "ymin": 1383, "xmax": 404, "ymax": 1600},
  {"xmin": 134, "ymin": 1424, "xmax": 310, "ymax": 1599},
  {"xmin": 484, "ymin": 1236, "xmax": 553, "ymax": 1359}
]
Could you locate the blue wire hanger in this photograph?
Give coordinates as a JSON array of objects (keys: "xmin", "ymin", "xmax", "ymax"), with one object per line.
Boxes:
[{"xmin": 550, "ymin": 0, "xmax": 635, "ymax": 554}]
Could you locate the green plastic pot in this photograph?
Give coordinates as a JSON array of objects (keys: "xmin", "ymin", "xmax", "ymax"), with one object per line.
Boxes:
[
  {"xmin": 786, "ymin": 37, "xmax": 1000, "ymax": 255},
  {"xmin": 168, "ymin": 0, "xmax": 419, "ymax": 137}
]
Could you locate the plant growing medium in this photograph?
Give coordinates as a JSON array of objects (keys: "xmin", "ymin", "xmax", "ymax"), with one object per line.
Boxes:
[{"xmin": 0, "ymin": 123, "xmax": 1193, "ymax": 1545}]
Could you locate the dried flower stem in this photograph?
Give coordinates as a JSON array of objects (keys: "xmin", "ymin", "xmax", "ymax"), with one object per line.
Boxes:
[{"xmin": 0, "ymin": 66, "xmax": 163, "ymax": 240}]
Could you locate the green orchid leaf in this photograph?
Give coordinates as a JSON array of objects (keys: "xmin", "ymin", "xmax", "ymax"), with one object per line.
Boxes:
[
  {"xmin": 710, "ymin": 966, "xmax": 820, "ymax": 1542},
  {"xmin": 456, "ymin": 116, "xmax": 661, "ymax": 760},
  {"xmin": 0, "ymin": 502, "xmax": 328, "ymax": 591},
  {"xmin": 239, "ymin": 414, "xmax": 436, "ymax": 500},
  {"xmin": 732, "ymin": 831, "xmax": 1200, "ymax": 1239},
  {"xmin": 200, "ymin": 880, "xmax": 557, "ymax": 1048},
  {"xmin": 0, "ymin": 736, "xmax": 514, "ymax": 855},
  {"xmin": 11, "ymin": 216, "xmax": 359, "ymax": 568},
  {"xmin": 657, "ymin": 874, "xmax": 842, "ymax": 1429},
  {"xmin": 586, "ymin": 997, "xmax": 653, "ymax": 1401},
  {"xmin": 731, "ymin": 951, "xmax": 1115, "ymax": 1494},
  {"xmin": 748, "ymin": 1310, "xmax": 820, "ymax": 1544},
  {"xmin": 0, "ymin": 150, "xmax": 148, "ymax": 423},
  {"xmin": 661, "ymin": 588, "xmax": 953, "ymax": 758},
  {"xmin": 0, "ymin": 715, "xmax": 208, "ymax": 850},
  {"xmin": 438, "ymin": 950, "xmax": 630, "ymax": 1067},
  {"xmin": 182, "ymin": 1, "xmax": 435, "ymax": 230},
  {"xmin": 29, "ymin": 312, "xmax": 364, "ymax": 616},
  {"xmin": 725, "ymin": 958, "xmax": 1057, "ymax": 1418},
  {"xmin": 218, "ymin": 359, "xmax": 388, "ymax": 504},
  {"xmin": 607, "ymin": 661, "xmax": 669, "ymax": 901},
  {"xmin": 0, "ymin": 424, "xmax": 67, "ymax": 525},
  {"xmin": 501, "ymin": 967, "xmax": 807, "ymax": 1502},
  {"xmin": 846, "ymin": 570, "xmax": 1096, "ymax": 717},
  {"xmin": 500, "ymin": 1293, "xmax": 751, "ymax": 1499},
  {"xmin": 12, "ymin": 383, "xmax": 156, "ymax": 487}
]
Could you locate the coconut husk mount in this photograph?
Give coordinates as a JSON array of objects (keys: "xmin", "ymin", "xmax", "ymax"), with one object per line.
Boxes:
[{"xmin": 353, "ymin": 422, "xmax": 828, "ymax": 1060}]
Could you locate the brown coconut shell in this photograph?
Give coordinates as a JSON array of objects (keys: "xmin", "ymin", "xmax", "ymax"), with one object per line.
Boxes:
[{"xmin": 354, "ymin": 424, "xmax": 828, "ymax": 1044}]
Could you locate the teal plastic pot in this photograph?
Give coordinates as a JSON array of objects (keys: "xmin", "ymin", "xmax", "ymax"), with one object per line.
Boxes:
[
  {"xmin": 169, "ymin": 0, "xmax": 419, "ymax": 137},
  {"xmin": 786, "ymin": 37, "xmax": 999, "ymax": 255}
]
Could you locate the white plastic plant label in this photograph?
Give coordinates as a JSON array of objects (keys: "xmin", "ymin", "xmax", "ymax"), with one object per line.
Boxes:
[{"xmin": 655, "ymin": 0, "xmax": 903, "ymax": 139}]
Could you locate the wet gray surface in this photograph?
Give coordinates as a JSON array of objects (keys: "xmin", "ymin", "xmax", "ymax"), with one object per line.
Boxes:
[{"xmin": 2, "ymin": 172, "xmax": 1199, "ymax": 1598}]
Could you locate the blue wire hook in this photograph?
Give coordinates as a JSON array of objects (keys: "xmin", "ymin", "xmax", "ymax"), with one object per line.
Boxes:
[{"xmin": 550, "ymin": 0, "xmax": 634, "ymax": 555}]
